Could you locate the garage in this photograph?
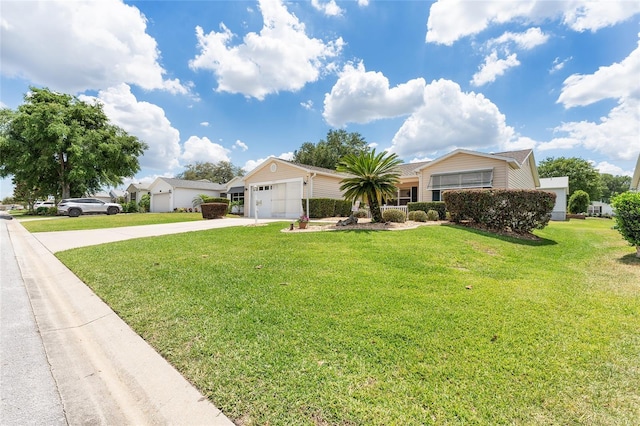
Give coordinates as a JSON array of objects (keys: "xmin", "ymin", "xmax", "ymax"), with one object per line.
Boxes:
[
  {"xmin": 249, "ymin": 181, "xmax": 302, "ymax": 219},
  {"xmin": 152, "ymin": 193, "xmax": 170, "ymax": 213}
]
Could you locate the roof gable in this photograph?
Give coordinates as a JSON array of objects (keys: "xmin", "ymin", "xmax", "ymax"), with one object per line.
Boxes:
[
  {"xmin": 151, "ymin": 177, "xmax": 226, "ymax": 191},
  {"xmin": 243, "ymin": 157, "xmax": 350, "ymax": 180}
]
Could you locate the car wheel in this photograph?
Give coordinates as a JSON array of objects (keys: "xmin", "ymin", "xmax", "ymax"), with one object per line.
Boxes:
[
  {"xmin": 107, "ymin": 206, "xmax": 119, "ymax": 215},
  {"xmin": 68, "ymin": 208, "xmax": 81, "ymax": 218}
]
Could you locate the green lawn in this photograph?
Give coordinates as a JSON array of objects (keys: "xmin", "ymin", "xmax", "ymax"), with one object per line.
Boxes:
[
  {"xmin": 56, "ymin": 219, "xmax": 640, "ymax": 425},
  {"xmin": 20, "ymin": 212, "xmax": 206, "ymax": 232}
]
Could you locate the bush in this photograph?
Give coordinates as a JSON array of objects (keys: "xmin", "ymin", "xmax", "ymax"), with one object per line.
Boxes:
[
  {"xmin": 568, "ymin": 190, "xmax": 590, "ymax": 214},
  {"xmin": 201, "ymin": 203, "xmax": 228, "ymax": 219},
  {"xmin": 36, "ymin": 206, "xmax": 57, "ymax": 216},
  {"xmin": 353, "ymin": 209, "xmax": 368, "ymax": 218},
  {"xmin": 412, "ymin": 210, "xmax": 428, "ymax": 222},
  {"xmin": 611, "ymin": 192, "xmax": 640, "ymax": 257},
  {"xmin": 408, "ymin": 202, "xmax": 446, "ymax": 220},
  {"xmin": 139, "ymin": 194, "xmax": 150, "ymax": 212},
  {"xmin": 305, "ymin": 198, "xmax": 354, "ymax": 218},
  {"xmin": 382, "ymin": 209, "xmax": 406, "ymax": 223},
  {"xmin": 444, "ymin": 189, "xmax": 556, "ymax": 234},
  {"xmin": 426, "ymin": 209, "xmax": 439, "ymax": 221},
  {"xmin": 124, "ymin": 201, "xmax": 139, "ymax": 213}
]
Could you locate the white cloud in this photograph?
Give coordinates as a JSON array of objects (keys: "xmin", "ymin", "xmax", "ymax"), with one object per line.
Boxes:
[
  {"xmin": 358, "ymin": 0, "xmax": 370, "ymax": 6},
  {"xmin": 595, "ymin": 161, "xmax": 633, "ymax": 176},
  {"xmin": 389, "ymin": 79, "xmax": 522, "ymax": 159},
  {"xmin": 426, "ymin": 0, "xmax": 640, "ymax": 45},
  {"xmin": 323, "ymin": 62, "xmax": 426, "ymax": 127},
  {"xmin": 550, "ymin": 56, "xmax": 572, "ymax": 73},
  {"xmin": 311, "ymin": 0, "xmax": 344, "ymax": 17},
  {"xmin": 234, "ymin": 140, "xmax": 249, "ymax": 151},
  {"xmin": 243, "ymin": 152, "xmax": 293, "ymax": 172},
  {"xmin": 0, "ymin": 0, "xmax": 188, "ymax": 94},
  {"xmin": 300, "ymin": 100, "xmax": 314, "ymax": 110},
  {"xmin": 557, "ymin": 37, "xmax": 640, "ymax": 108},
  {"xmin": 471, "ymin": 51, "xmax": 520, "ymax": 86},
  {"xmin": 488, "ymin": 27, "xmax": 549, "ymax": 50},
  {"xmin": 180, "ymin": 136, "xmax": 231, "ymax": 164},
  {"xmin": 544, "ymin": 97, "xmax": 640, "ymax": 161},
  {"xmin": 79, "ymin": 84, "xmax": 182, "ymax": 172},
  {"xmin": 200, "ymin": 121, "xmax": 210, "ymax": 127},
  {"xmin": 189, "ymin": 0, "xmax": 344, "ymax": 100},
  {"xmin": 547, "ymin": 38, "xmax": 640, "ymax": 162}
]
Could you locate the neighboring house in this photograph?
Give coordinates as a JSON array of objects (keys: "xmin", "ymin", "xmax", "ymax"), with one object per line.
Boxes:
[
  {"xmin": 588, "ymin": 201, "xmax": 614, "ymax": 216},
  {"xmin": 126, "ymin": 183, "xmax": 150, "ymax": 205},
  {"xmin": 147, "ymin": 177, "xmax": 226, "ymax": 213},
  {"xmin": 225, "ymin": 176, "xmax": 246, "ymax": 214},
  {"xmin": 242, "ymin": 148, "xmax": 540, "ymax": 219},
  {"xmin": 91, "ymin": 189, "xmax": 127, "ymax": 203},
  {"xmin": 631, "ymin": 154, "xmax": 640, "ymax": 191},
  {"xmin": 538, "ymin": 177, "xmax": 569, "ymax": 221}
]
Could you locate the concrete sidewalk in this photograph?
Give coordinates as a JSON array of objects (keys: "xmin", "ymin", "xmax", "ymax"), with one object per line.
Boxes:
[{"xmin": 1, "ymin": 214, "xmax": 253, "ymax": 425}]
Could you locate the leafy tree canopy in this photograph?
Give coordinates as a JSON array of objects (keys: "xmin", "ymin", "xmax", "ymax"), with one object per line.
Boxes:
[
  {"xmin": 599, "ymin": 173, "xmax": 631, "ymax": 204},
  {"xmin": 0, "ymin": 87, "xmax": 147, "ymax": 199},
  {"xmin": 337, "ymin": 149, "xmax": 402, "ymax": 223},
  {"xmin": 538, "ymin": 156, "xmax": 602, "ymax": 201},
  {"xmin": 293, "ymin": 129, "xmax": 370, "ymax": 170},
  {"xmin": 176, "ymin": 160, "xmax": 243, "ymax": 183}
]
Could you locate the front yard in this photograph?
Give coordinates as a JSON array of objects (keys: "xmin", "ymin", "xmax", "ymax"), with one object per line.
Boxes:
[{"xmin": 56, "ymin": 219, "xmax": 639, "ymax": 425}]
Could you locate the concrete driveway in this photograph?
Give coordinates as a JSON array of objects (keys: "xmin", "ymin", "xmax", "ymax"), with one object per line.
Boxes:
[{"xmin": 34, "ymin": 216, "xmax": 282, "ymax": 252}]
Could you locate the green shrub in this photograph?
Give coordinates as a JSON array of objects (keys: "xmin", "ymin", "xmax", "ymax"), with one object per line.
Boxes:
[
  {"xmin": 444, "ymin": 189, "xmax": 556, "ymax": 234},
  {"xmin": 353, "ymin": 209, "xmax": 368, "ymax": 218},
  {"xmin": 124, "ymin": 201, "xmax": 139, "ymax": 213},
  {"xmin": 36, "ymin": 206, "xmax": 57, "ymax": 216},
  {"xmin": 568, "ymin": 190, "xmax": 590, "ymax": 214},
  {"xmin": 382, "ymin": 209, "xmax": 406, "ymax": 223},
  {"xmin": 305, "ymin": 198, "xmax": 353, "ymax": 218},
  {"xmin": 426, "ymin": 209, "xmax": 439, "ymax": 221},
  {"xmin": 611, "ymin": 192, "xmax": 640, "ymax": 257},
  {"xmin": 412, "ymin": 210, "xmax": 428, "ymax": 222},
  {"xmin": 139, "ymin": 194, "xmax": 150, "ymax": 212},
  {"xmin": 407, "ymin": 211, "xmax": 416, "ymax": 220},
  {"xmin": 201, "ymin": 203, "xmax": 227, "ymax": 219},
  {"xmin": 408, "ymin": 202, "xmax": 446, "ymax": 220}
]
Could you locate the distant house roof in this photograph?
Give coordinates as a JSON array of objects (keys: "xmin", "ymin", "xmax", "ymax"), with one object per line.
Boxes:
[
  {"xmin": 538, "ymin": 176, "xmax": 569, "ymax": 190},
  {"xmin": 155, "ymin": 177, "xmax": 226, "ymax": 191},
  {"xmin": 127, "ymin": 183, "xmax": 150, "ymax": 192}
]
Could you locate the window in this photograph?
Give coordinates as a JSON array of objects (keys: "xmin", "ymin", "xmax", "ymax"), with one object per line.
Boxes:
[
  {"xmin": 131, "ymin": 192, "xmax": 137, "ymax": 202},
  {"xmin": 432, "ymin": 190, "xmax": 441, "ymax": 202},
  {"xmin": 428, "ymin": 169, "xmax": 493, "ymax": 190}
]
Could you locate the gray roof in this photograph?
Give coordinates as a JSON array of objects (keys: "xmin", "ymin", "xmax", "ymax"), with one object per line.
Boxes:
[
  {"xmin": 492, "ymin": 149, "xmax": 533, "ymax": 166},
  {"xmin": 395, "ymin": 161, "xmax": 430, "ymax": 176},
  {"xmin": 159, "ymin": 178, "xmax": 226, "ymax": 191}
]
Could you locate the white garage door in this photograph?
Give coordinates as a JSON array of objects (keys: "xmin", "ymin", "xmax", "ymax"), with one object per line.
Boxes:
[
  {"xmin": 152, "ymin": 193, "xmax": 171, "ymax": 212},
  {"xmin": 251, "ymin": 182, "xmax": 302, "ymax": 218}
]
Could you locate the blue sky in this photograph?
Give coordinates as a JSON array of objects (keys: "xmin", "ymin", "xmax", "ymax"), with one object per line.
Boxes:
[{"xmin": 1, "ymin": 0, "xmax": 639, "ymax": 198}]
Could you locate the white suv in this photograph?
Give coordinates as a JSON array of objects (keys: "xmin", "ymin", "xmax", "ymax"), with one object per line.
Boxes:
[{"xmin": 57, "ymin": 198, "xmax": 122, "ymax": 217}]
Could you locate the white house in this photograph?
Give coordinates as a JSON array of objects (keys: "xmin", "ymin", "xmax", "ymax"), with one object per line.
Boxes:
[
  {"xmin": 126, "ymin": 183, "xmax": 151, "ymax": 205},
  {"xmin": 588, "ymin": 201, "xmax": 614, "ymax": 216},
  {"xmin": 538, "ymin": 177, "xmax": 569, "ymax": 221},
  {"xmin": 225, "ymin": 176, "xmax": 245, "ymax": 214},
  {"xmin": 147, "ymin": 177, "xmax": 226, "ymax": 213}
]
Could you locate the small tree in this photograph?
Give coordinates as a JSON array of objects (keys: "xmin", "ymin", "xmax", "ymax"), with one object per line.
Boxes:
[
  {"xmin": 138, "ymin": 193, "xmax": 150, "ymax": 212},
  {"xmin": 568, "ymin": 190, "xmax": 590, "ymax": 214},
  {"xmin": 611, "ymin": 192, "xmax": 640, "ymax": 258}
]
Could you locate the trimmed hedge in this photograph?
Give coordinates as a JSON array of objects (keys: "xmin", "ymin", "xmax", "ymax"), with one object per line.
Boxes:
[
  {"xmin": 203, "ymin": 196, "xmax": 230, "ymax": 205},
  {"xmin": 407, "ymin": 202, "xmax": 446, "ymax": 220},
  {"xmin": 443, "ymin": 189, "xmax": 556, "ymax": 234},
  {"xmin": 201, "ymin": 203, "xmax": 228, "ymax": 219},
  {"xmin": 382, "ymin": 209, "xmax": 406, "ymax": 223},
  {"xmin": 304, "ymin": 198, "xmax": 353, "ymax": 218}
]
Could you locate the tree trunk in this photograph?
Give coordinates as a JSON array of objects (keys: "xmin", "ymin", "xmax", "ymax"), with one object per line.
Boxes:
[
  {"xmin": 62, "ymin": 182, "xmax": 71, "ymax": 199},
  {"xmin": 368, "ymin": 194, "xmax": 382, "ymax": 223},
  {"xmin": 636, "ymin": 246, "xmax": 640, "ymax": 258}
]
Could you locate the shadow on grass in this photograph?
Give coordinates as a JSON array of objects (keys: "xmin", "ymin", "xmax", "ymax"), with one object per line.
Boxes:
[
  {"xmin": 618, "ymin": 252, "xmax": 640, "ymax": 265},
  {"xmin": 443, "ymin": 223, "xmax": 557, "ymax": 247}
]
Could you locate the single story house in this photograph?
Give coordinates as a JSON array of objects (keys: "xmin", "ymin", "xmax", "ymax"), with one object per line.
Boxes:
[
  {"xmin": 91, "ymin": 189, "xmax": 127, "ymax": 203},
  {"xmin": 538, "ymin": 177, "xmax": 569, "ymax": 221},
  {"xmin": 631, "ymin": 154, "xmax": 640, "ymax": 191},
  {"xmin": 242, "ymin": 148, "xmax": 540, "ymax": 219},
  {"xmin": 147, "ymin": 177, "xmax": 226, "ymax": 213},
  {"xmin": 126, "ymin": 183, "xmax": 151, "ymax": 205},
  {"xmin": 225, "ymin": 176, "xmax": 245, "ymax": 214},
  {"xmin": 588, "ymin": 201, "xmax": 614, "ymax": 216}
]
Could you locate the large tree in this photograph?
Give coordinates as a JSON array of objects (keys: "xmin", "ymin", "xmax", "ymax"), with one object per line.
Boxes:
[
  {"xmin": 293, "ymin": 129, "xmax": 370, "ymax": 170},
  {"xmin": 176, "ymin": 160, "xmax": 243, "ymax": 183},
  {"xmin": 1, "ymin": 87, "xmax": 147, "ymax": 199},
  {"xmin": 337, "ymin": 149, "xmax": 402, "ymax": 223},
  {"xmin": 600, "ymin": 173, "xmax": 631, "ymax": 204},
  {"xmin": 537, "ymin": 156, "xmax": 602, "ymax": 201}
]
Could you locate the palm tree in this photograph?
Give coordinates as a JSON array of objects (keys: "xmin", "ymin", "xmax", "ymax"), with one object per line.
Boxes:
[{"xmin": 337, "ymin": 149, "xmax": 402, "ymax": 223}]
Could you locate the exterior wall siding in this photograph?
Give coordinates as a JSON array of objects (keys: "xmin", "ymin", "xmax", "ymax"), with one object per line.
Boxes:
[
  {"xmin": 245, "ymin": 161, "xmax": 305, "ymax": 185},
  {"xmin": 507, "ymin": 156, "xmax": 536, "ymax": 189},
  {"xmin": 310, "ymin": 174, "xmax": 345, "ymax": 199},
  {"xmin": 419, "ymin": 153, "xmax": 508, "ymax": 202}
]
